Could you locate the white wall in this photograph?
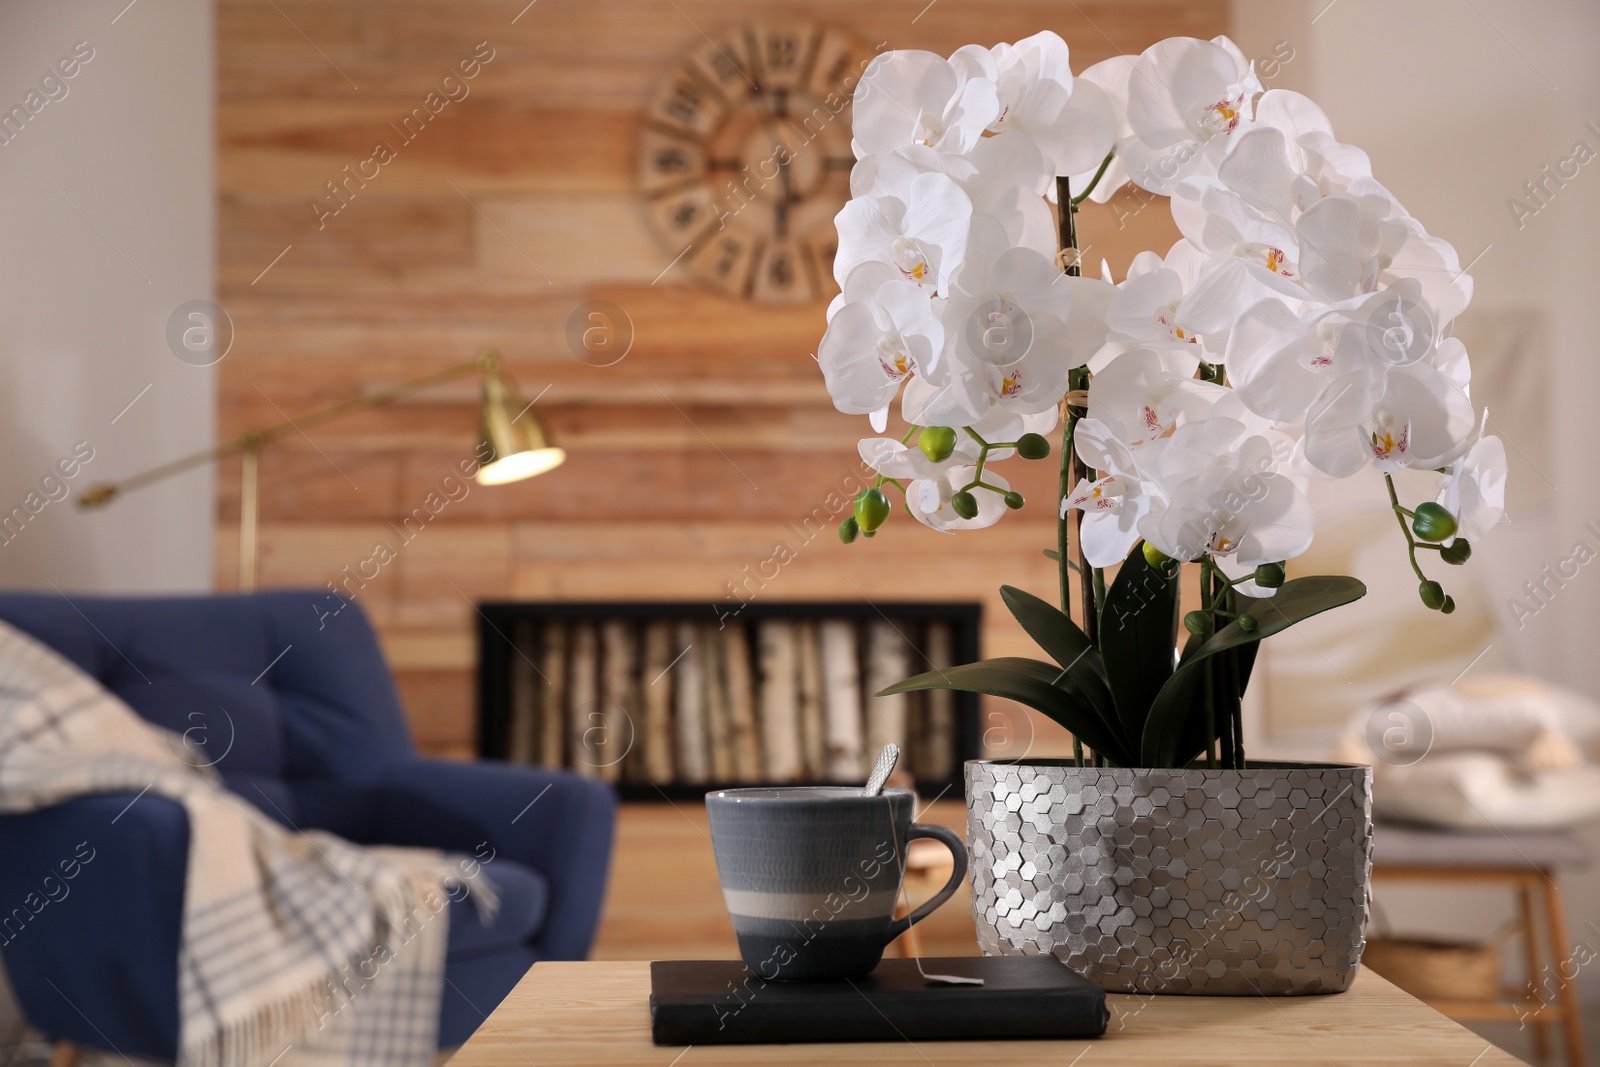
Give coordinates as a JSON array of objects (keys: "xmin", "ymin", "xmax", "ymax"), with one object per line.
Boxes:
[
  {"xmin": 0, "ymin": 0, "xmax": 214, "ymax": 593},
  {"xmin": 1233, "ymin": 0, "xmax": 1600, "ymax": 1001}
]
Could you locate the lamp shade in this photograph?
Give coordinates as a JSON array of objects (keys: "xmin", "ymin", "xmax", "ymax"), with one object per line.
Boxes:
[{"xmin": 475, "ymin": 372, "xmax": 565, "ymax": 485}]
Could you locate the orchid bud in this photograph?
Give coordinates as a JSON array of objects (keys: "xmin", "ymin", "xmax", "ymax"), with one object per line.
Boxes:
[
  {"xmin": 855, "ymin": 488, "xmax": 891, "ymax": 533},
  {"xmin": 1237, "ymin": 614, "xmax": 1258, "ymax": 632},
  {"xmin": 1411, "ymin": 503, "xmax": 1458, "ymax": 543},
  {"xmin": 1143, "ymin": 542, "xmax": 1176, "ymax": 572},
  {"xmin": 1441, "ymin": 595, "xmax": 1457, "ymax": 615},
  {"xmin": 1183, "ymin": 611, "xmax": 1212, "ymax": 636},
  {"xmin": 950, "ymin": 491, "xmax": 979, "ymax": 520},
  {"xmin": 839, "ymin": 516, "xmax": 860, "ymax": 544},
  {"xmin": 919, "ymin": 426, "xmax": 957, "ymax": 463},
  {"xmin": 1440, "ymin": 538, "xmax": 1472, "ymax": 565},
  {"xmin": 1016, "ymin": 433, "xmax": 1050, "ymax": 460},
  {"xmin": 1418, "ymin": 580, "xmax": 1446, "ymax": 610},
  {"xmin": 1253, "ymin": 562, "xmax": 1285, "ymax": 588},
  {"xmin": 1003, "ymin": 490, "xmax": 1025, "ymax": 510}
]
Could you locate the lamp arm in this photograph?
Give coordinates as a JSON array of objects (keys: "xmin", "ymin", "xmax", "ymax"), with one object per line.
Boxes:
[{"xmin": 79, "ymin": 352, "xmax": 499, "ymax": 507}]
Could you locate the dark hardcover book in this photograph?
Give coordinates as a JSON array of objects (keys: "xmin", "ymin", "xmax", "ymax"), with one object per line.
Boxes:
[{"xmin": 649, "ymin": 956, "xmax": 1108, "ymax": 1045}]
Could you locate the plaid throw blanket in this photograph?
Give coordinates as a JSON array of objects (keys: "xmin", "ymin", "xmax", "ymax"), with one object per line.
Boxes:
[{"xmin": 0, "ymin": 620, "xmax": 495, "ymax": 1067}]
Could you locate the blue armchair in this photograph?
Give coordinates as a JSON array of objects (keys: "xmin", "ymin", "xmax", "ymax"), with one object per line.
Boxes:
[{"xmin": 0, "ymin": 591, "xmax": 615, "ymax": 1057}]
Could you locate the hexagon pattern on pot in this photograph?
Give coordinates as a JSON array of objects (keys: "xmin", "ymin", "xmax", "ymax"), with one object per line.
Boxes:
[{"xmin": 965, "ymin": 761, "xmax": 1373, "ymax": 995}]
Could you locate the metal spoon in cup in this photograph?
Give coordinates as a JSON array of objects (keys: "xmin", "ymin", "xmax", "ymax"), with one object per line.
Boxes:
[{"xmin": 862, "ymin": 743, "xmax": 984, "ymax": 986}]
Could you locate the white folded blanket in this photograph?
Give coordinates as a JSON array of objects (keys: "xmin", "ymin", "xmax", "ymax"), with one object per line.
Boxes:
[
  {"xmin": 1369, "ymin": 752, "xmax": 1600, "ymax": 829},
  {"xmin": 1337, "ymin": 673, "xmax": 1600, "ymax": 829}
]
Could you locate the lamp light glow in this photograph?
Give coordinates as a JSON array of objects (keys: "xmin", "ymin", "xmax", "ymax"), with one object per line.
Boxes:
[{"xmin": 474, "ymin": 370, "xmax": 566, "ymax": 485}]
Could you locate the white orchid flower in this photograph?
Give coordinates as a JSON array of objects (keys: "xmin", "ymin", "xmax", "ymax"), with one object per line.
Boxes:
[
  {"xmin": 932, "ymin": 215, "xmax": 1076, "ymax": 418},
  {"xmin": 1224, "ymin": 298, "xmax": 1328, "ymax": 423},
  {"xmin": 1082, "ymin": 347, "xmax": 1228, "ymax": 447},
  {"xmin": 858, "ymin": 438, "xmax": 1011, "ymax": 533},
  {"xmin": 1219, "ymin": 91, "xmax": 1395, "ymax": 226},
  {"xmin": 1064, "ymin": 55, "xmax": 1137, "ymax": 203},
  {"xmin": 900, "ymin": 372, "xmax": 973, "ymax": 429},
  {"xmin": 1292, "ymin": 194, "xmax": 1471, "ymax": 323},
  {"xmin": 1377, "ymin": 214, "xmax": 1475, "ymax": 327},
  {"xmin": 962, "ymin": 133, "xmax": 1057, "ymax": 254},
  {"xmin": 1292, "ymin": 192, "xmax": 1395, "ymax": 303},
  {"xmin": 848, "ymin": 137, "xmax": 1053, "ymax": 256},
  {"xmin": 849, "ymin": 143, "xmax": 975, "ymax": 201},
  {"xmin": 852, "ymin": 50, "xmax": 1000, "ymax": 157},
  {"xmin": 1139, "ymin": 430, "xmax": 1313, "ymax": 568},
  {"xmin": 1436, "ymin": 428, "xmax": 1507, "ymax": 543},
  {"xmin": 899, "ymin": 373, "xmax": 1061, "ymax": 446},
  {"xmin": 818, "ymin": 263, "xmax": 946, "ymax": 423},
  {"xmin": 1302, "ymin": 364, "xmax": 1476, "ymax": 478},
  {"xmin": 833, "ymin": 171, "xmax": 973, "ymax": 297},
  {"xmin": 1171, "ymin": 181, "xmax": 1304, "ymax": 300},
  {"xmin": 1062, "ymin": 473, "xmax": 1150, "ymax": 567},
  {"xmin": 1121, "ymin": 36, "xmax": 1261, "ymax": 195},
  {"xmin": 913, "ymin": 464, "xmax": 1012, "ymax": 531},
  {"xmin": 1225, "ymin": 280, "xmax": 1446, "ymax": 424},
  {"xmin": 1062, "ymin": 418, "xmax": 1148, "ymax": 567},
  {"xmin": 1105, "ymin": 241, "xmax": 1224, "ymax": 364},
  {"xmin": 983, "ymin": 31, "xmax": 1116, "ymax": 180},
  {"xmin": 860, "ymin": 435, "xmax": 974, "ymax": 477}
]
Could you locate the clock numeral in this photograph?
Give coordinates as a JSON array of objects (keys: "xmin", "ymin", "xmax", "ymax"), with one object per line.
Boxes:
[
  {"xmin": 658, "ymin": 147, "xmax": 692, "ymax": 172},
  {"xmin": 770, "ymin": 253, "xmax": 794, "ymax": 287},
  {"xmin": 765, "ymin": 35, "xmax": 801, "ymax": 73},
  {"xmin": 752, "ymin": 24, "xmax": 816, "ymax": 91},
  {"xmin": 809, "ymin": 30, "xmax": 874, "ymax": 103},
  {"xmin": 638, "ymin": 130, "xmax": 707, "ymax": 194},
  {"xmin": 647, "ymin": 70, "xmax": 724, "ymax": 138},
  {"xmin": 752, "ymin": 238, "xmax": 815, "ymax": 304},
  {"xmin": 691, "ymin": 34, "xmax": 756, "ymax": 103},
  {"xmin": 644, "ymin": 182, "xmax": 719, "ymax": 246},
  {"xmin": 688, "ymin": 233, "xmax": 759, "ymax": 298}
]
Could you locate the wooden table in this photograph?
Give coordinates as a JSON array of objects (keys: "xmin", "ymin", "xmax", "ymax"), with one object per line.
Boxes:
[{"xmin": 448, "ymin": 962, "xmax": 1526, "ymax": 1066}]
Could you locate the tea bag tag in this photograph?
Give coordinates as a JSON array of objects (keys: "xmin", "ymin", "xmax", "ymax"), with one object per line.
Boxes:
[{"xmin": 919, "ymin": 967, "xmax": 985, "ymax": 986}]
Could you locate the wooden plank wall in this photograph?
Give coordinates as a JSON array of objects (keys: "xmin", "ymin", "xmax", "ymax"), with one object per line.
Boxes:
[{"xmin": 217, "ymin": 0, "xmax": 1226, "ymax": 758}]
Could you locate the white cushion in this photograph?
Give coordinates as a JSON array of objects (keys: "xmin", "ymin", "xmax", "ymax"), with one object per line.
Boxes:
[{"xmin": 1371, "ymin": 752, "xmax": 1600, "ymax": 830}]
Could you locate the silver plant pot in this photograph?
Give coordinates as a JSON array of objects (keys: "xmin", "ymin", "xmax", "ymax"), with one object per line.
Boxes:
[{"xmin": 965, "ymin": 759, "xmax": 1372, "ymax": 996}]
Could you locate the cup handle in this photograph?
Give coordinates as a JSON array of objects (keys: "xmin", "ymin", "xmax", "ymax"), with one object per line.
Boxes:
[{"xmin": 884, "ymin": 822, "xmax": 968, "ymax": 945}]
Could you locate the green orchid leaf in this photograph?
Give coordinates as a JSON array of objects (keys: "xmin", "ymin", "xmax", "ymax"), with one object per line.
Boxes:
[
  {"xmin": 1098, "ymin": 550, "xmax": 1179, "ymax": 748},
  {"xmin": 998, "ymin": 585, "xmax": 1124, "ymax": 749},
  {"xmin": 1041, "ymin": 549, "xmax": 1081, "ymax": 573},
  {"xmin": 1170, "ymin": 645, "xmax": 1259, "ymax": 768},
  {"xmin": 999, "ymin": 584, "xmax": 1093, "ymax": 669},
  {"xmin": 1141, "ymin": 575, "xmax": 1367, "ymax": 766},
  {"xmin": 880, "ymin": 656, "xmax": 1131, "ymax": 765}
]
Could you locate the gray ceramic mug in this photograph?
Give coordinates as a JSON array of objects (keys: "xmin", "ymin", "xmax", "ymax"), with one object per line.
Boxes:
[{"xmin": 705, "ymin": 786, "xmax": 968, "ymax": 981}]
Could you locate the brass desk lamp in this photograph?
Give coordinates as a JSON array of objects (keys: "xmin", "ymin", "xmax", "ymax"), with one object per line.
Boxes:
[{"xmin": 79, "ymin": 351, "xmax": 563, "ymax": 590}]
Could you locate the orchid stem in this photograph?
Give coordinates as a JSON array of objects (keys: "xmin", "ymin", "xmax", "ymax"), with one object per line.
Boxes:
[
  {"xmin": 1070, "ymin": 151, "xmax": 1115, "ymax": 206},
  {"xmin": 1055, "ymin": 175, "xmax": 1078, "ymax": 621},
  {"xmin": 1057, "ymin": 172, "xmax": 1102, "ymax": 765},
  {"xmin": 1384, "ymin": 473, "xmax": 1431, "ymax": 584}
]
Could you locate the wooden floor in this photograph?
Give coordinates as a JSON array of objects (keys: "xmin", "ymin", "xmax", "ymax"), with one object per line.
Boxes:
[{"xmin": 591, "ymin": 799, "xmax": 980, "ymax": 962}]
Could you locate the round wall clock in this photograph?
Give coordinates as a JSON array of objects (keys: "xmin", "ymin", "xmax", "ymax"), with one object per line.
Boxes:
[{"xmin": 638, "ymin": 23, "xmax": 875, "ymax": 304}]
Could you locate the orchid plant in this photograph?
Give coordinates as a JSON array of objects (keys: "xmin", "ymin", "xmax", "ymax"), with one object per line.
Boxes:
[{"xmin": 817, "ymin": 33, "xmax": 1507, "ymax": 770}]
